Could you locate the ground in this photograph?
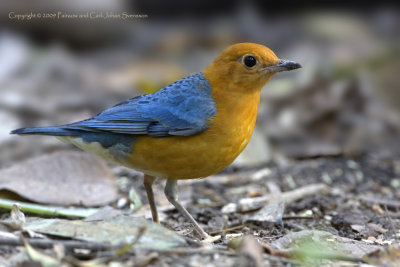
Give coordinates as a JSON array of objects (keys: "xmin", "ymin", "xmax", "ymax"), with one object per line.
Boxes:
[{"xmin": 0, "ymin": 5, "xmax": 399, "ymax": 266}]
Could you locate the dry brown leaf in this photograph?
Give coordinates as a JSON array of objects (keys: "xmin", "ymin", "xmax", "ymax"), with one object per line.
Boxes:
[
  {"xmin": 228, "ymin": 236, "xmax": 263, "ymax": 267},
  {"xmin": 363, "ymin": 244, "xmax": 400, "ymax": 266},
  {"xmin": 24, "ymin": 216, "xmax": 187, "ymax": 250},
  {"xmin": 0, "ymin": 151, "xmax": 117, "ymax": 206}
]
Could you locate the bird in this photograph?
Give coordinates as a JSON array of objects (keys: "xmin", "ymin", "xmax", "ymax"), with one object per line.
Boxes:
[{"xmin": 11, "ymin": 43, "xmax": 301, "ymax": 240}]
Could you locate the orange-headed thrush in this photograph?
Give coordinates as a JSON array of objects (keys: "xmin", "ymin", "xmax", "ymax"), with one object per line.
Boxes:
[{"xmin": 11, "ymin": 43, "xmax": 301, "ymax": 240}]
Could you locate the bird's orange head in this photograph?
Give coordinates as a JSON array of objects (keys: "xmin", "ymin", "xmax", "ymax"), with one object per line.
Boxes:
[{"xmin": 203, "ymin": 43, "xmax": 301, "ymax": 93}]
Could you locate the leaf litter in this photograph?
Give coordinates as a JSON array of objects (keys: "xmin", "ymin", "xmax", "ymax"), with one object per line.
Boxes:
[{"xmin": 1, "ymin": 147, "xmax": 400, "ymax": 266}]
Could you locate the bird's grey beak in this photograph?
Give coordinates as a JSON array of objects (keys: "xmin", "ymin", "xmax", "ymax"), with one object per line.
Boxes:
[{"xmin": 261, "ymin": 59, "xmax": 302, "ymax": 73}]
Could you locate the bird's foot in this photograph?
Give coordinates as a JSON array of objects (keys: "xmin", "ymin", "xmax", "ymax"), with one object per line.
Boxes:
[{"xmin": 200, "ymin": 234, "xmax": 221, "ymax": 244}]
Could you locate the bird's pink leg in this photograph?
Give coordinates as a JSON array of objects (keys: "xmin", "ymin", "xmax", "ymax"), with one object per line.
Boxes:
[
  {"xmin": 164, "ymin": 179, "xmax": 210, "ymax": 240},
  {"xmin": 143, "ymin": 175, "xmax": 159, "ymax": 223}
]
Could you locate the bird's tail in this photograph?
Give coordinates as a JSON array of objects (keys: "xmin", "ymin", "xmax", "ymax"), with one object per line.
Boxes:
[{"xmin": 10, "ymin": 126, "xmax": 71, "ymax": 136}]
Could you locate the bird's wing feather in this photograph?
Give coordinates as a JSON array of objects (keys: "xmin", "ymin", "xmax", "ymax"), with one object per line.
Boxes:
[{"xmin": 65, "ymin": 73, "xmax": 216, "ymax": 137}]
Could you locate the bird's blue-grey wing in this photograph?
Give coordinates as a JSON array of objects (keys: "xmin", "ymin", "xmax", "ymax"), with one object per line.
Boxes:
[{"xmin": 65, "ymin": 72, "xmax": 216, "ymax": 137}]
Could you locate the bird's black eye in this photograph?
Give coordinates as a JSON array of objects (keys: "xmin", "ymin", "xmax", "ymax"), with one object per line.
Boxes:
[{"xmin": 244, "ymin": 55, "xmax": 257, "ymax": 68}]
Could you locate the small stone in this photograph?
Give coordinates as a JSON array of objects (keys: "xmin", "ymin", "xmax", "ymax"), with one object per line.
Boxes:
[
  {"xmin": 371, "ymin": 204, "xmax": 385, "ymax": 216},
  {"xmin": 301, "ymin": 210, "xmax": 313, "ymax": 217},
  {"xmin": 117, "ymin": 198, "xmax": 128, "ymax": 209},
  {"xmin": 390, "ymin": 179, "xmax": 400, "ymax": 189},
  {"xmin": 321, "ymin": 172, "xmax": 332, "ymax": 184},
  {"xmin": 347, "ymin": 160, "xmax": 359, "ymax": 169},
  {"xmin": 351, "ymin": 224, "xmax": 365, "ymax": 233},
  {"xmin": 221, "ymin": 203, "xmax": 237, "ymax": 214}
]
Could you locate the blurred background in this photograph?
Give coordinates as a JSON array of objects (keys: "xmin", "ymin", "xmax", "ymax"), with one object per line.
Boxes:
[{"xmin": 0, "ymin": 0, "xmax": 399, "ymax": 169}]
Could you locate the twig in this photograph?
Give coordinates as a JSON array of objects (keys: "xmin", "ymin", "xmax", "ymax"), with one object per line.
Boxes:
[
  {"xmin": 259, "ymin": 241, "xmax": 292, "ymax": 258},
  {"xmin": 181, "ymin": 168, "xmax": 274, "ymax": 186},
  {"xmin": 359, "ymin": 196, "xmax": 400, "ymax": 209},
  {"xmin": 279, "ymin": 183, "xmax": 330, "ymax": 203},
  {"xmin": 115, "ymin": 226, "xmax": 147, "ymax": 257},
  {"xmin": 383, "ymin": 205, "xmax": 398, "ymax": 240},
  {"xmin": 233, "ymin": 183, "xmax": 330, "ymax": 212},
  {"xmin": 0, "ymin": 237, "xmax": 119, "ymax": 250},
  {"xmin": 154, "ymin": 247, "xmax": 298, "ymax": 265},
  {"xmin": 209, "ymin": 223, "xmax": 250, "ymax": 235},
  {"xmin": 0, "ymin": 198, "xmax": 98, "ymax": 218},
  {"xmin": 282, "ymin": 216, "xmax": 315, "ymax": 220}
]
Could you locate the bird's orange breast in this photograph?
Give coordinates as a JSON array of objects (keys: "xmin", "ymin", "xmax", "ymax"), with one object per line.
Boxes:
[{"xmin": 126, "ymin": 80, "xmax": 262, "ymax": 179}]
